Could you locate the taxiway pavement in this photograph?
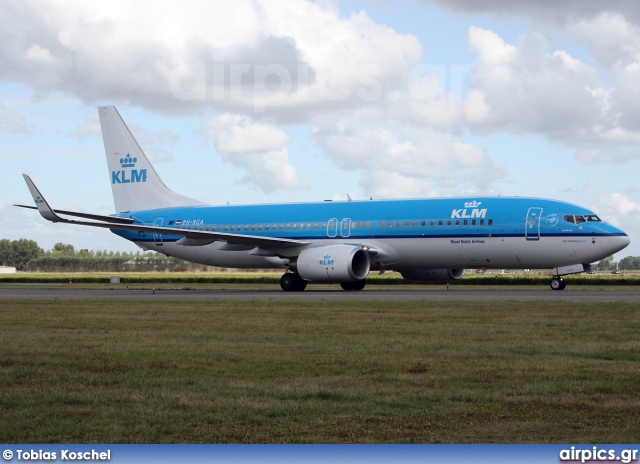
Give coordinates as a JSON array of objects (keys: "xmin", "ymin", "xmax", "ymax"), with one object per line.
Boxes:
[{"xmin": 1, "ymin": 288, "xmax": 639, "ymax": 302}]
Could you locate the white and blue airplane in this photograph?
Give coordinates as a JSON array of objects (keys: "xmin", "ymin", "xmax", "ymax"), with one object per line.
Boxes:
[{"xmin": 18, "ymin": 106, "xmax": 630, "ymax": 291}]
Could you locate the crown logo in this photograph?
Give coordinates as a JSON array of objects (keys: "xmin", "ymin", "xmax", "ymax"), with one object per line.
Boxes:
[
  {"xmin": 324, "ymin": 255, "xmax": 331, "ymax": 260},
  {"xmin": 120, "ymin": 153, "xmax": 137, "ymax": 168},
  {"xmin": 464, "ymin": 200, "xmax": 481, "ymax": 208}
]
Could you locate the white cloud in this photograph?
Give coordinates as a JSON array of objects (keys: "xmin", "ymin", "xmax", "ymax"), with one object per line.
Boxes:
[
  {"xmin": 596, "ymin": 192, "xmax": 640, "ymax": 217},
  {"xmin": 460, "ymin": 26, "xmax": 640, "ymax": 167},
  {"xmin": 4, "ymin": 0, "xmax": 639, "ymax": 209},
  {"xmin": 25, "ymin": 44, "xmax": 54, "ymax": 63},
  {"xmin": 465, "ymin": 28, "xmax": 603, "ymax": 138},
  {"xmin": 593, "ymin": 193, "xmax": 640, "ymax": 246},
  {"xmin": 574, "ymin": 147, "xmax": 640, "ymax": 165},
  {"xmin": 312, "ymin": 109, "xmax": 505, "ymax": 198},
  {"xmin": 569, "ymin": 13, "xmax": 640, "ymax": 69},
  {"xmin": 389, "ymin": 71, "xmax": 465, "ymax": 130},
  {"xmin": 207, "ymin": 113, "xmax": 290, "ymax": 154},
  {"xmin": 409, "ymin": 3, "xmax": 640, "ymax": 169},
  {"xmin": 0, "ymin": 101, "xmax": 30, "ymax": 134},
  {"xmin": 0, "ymin": 0, "xmax": 421, "ymax": 119},
  {"xmin": 67, "ymin": 113, "xmax": 100, "ymax": 140},
  {"xmin": 567, "ymin": 13, "xmax": 640, "ymax": 133},
  {"xmin": 204, "ymin": 114, "xmax": 303, "ymax": 193},
  {"xmin": 229, "ymin": 149, "xmax": 304, "ymax": 193}
]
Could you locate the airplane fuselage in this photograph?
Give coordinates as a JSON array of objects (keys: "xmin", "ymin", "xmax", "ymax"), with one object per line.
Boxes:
[{"xmin": 111, "ymin": 196, "xmax": 628, "ymax": 271}]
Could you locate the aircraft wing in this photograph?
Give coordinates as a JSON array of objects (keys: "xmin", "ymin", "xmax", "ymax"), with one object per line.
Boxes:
[
  {"xmin": 18, "ymin": 174, "xmax": 308, "ymax": 250},
  {"xmin": 14, "ymin": 204, "xmax": 135, "ymax": 224}
]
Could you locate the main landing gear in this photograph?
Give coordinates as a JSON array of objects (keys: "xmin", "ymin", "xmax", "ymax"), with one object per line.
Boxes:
[
  {"xmin": 340, "ymin": 280, "xmax": 366, "ymax": 291},
  {"xmin": 279, "ymin": 273, "xmax": 367, "ymax": 291},
  {"xmin": 280, "ymin": 272, "xmax": 307, "ymax": 291},
  {"xmin": 550, "ymin": 276, "xmax": 566, "ymax": 291}
]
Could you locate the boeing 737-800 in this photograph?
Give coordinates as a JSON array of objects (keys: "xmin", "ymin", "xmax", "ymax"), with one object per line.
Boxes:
[{"xmin": 17, "ymin": 106, "xmax": 630, "ymax": 291}]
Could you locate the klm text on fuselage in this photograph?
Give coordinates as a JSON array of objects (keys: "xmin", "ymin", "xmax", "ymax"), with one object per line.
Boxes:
[{"xmin": 450, "ymin": 208, "xmax": 487, "ymax": 219}]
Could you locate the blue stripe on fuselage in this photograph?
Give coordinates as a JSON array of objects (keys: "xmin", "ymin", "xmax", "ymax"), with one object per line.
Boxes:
[{"xmin": 109, "ymin": 196, "xmax": 627, "ymax": 243}]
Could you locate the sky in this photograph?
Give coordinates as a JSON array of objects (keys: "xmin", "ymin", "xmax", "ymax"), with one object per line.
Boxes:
[{"xmin": 1, "ymin": 0, "xmax": 639, "ymax": 259}]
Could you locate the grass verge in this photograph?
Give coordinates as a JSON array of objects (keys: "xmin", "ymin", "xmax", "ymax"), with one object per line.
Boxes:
[{"xmin": 1, "ymin": 299, "xmax": 639, "ymax": 443}]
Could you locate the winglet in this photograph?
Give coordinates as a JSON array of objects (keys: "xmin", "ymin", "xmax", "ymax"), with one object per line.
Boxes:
[{"xmin": 21, "ymin": 174, "xmax": 64, "ymax": 222}]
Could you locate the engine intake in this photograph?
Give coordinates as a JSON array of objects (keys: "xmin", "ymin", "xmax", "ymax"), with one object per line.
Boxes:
[
  {"xmin": 295, "ymin": 245, "xmax": 370, "ymax": 282},
  {"xmin": 400, "ymin": 268, "xmax": 466, "ymax": 282}
]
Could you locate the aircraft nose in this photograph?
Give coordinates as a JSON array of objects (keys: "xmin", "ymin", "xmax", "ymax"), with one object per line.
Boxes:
[{"xmin": 601, "ymin": 234, "xmax": 630, "ymax": 256}]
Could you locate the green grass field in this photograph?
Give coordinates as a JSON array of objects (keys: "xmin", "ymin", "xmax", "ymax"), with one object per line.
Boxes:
[{"xmin": 1, "ymin": 299, "xmax": 639, "ymax": 443}]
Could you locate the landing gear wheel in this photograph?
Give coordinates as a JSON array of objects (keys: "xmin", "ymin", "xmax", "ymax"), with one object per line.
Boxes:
[
  {"xmin": 340, "ymin": 279, "xmax": 366, "ymax": 291},
  {"xmin": 280, "ymin": 273, "xmax": 295, "ymax": 291},
  {"xmin": 280, "ymin": 273, "xmax": 307, "ymax": 291},
  {"xmin": 550, "ymin": 276, "xmax": 566, "ymax": 291}
]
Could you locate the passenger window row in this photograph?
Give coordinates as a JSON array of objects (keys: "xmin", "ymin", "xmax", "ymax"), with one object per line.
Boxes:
[
  {"xmin": 173, "ymin": 218, "xmax": 493, "ymax": 232},
  {"xmin": 379, "ymin": 218, "xmax": 492, "ymax": 228},
  {"xmin": 176, "ymin": 222, "xmax": 333, "ymax": 232}
]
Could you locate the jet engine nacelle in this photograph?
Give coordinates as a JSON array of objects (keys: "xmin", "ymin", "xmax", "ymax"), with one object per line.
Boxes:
[
  {"xmin": 296, "ymin": 245, "xmax": 370, "ymax": 282},
  {"xmin": 400, "ymin": 268, "xmax": 466, "ymax": 282}
]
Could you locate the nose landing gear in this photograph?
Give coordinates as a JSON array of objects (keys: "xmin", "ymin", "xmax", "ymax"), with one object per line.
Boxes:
[{"xmin": 550, "ymin": 276, "xmax": 566, "ymax": 291}]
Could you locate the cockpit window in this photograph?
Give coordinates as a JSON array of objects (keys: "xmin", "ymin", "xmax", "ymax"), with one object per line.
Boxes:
[{"xmin": 563, "ymin": 214, "xmax": 602, "ymax": 224}]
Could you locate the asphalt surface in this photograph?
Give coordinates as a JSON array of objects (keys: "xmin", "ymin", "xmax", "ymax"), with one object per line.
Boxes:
[{"xmin": 1, "ymin": 288, "xmax": 639, "ymax": 302}]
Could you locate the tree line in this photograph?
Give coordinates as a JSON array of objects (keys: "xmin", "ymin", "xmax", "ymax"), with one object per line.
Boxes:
[
  {"xmin": 617, "ymin": 255, "xmax": 640, "ymax": 270},
  {"xmin": 0, "ymin": 240, "xmax": 213, "ymax": 272},
  {"xmin": 593, "ymin": 255, "xmax": 640, "ymax": 271}
]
